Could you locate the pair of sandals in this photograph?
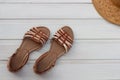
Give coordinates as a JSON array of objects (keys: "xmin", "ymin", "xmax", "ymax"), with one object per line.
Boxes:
[{"xmin": 7, "ymin": 26, "xmax": 74, "ymax": 74}]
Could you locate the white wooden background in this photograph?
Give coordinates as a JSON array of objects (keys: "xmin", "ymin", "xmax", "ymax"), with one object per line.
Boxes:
[{"xmin": 0, "ymin": 0, "xmax": 120, "ymax": 80}]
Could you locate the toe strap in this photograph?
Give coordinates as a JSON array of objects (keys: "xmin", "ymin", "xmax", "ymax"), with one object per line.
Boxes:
[
  {"xmin": 53, "ymin": 29, "xmax": 73, "ymax": 52},
  {"xmin": 24, "ymin": 27, "xmax": 48, "ymax": 45}
]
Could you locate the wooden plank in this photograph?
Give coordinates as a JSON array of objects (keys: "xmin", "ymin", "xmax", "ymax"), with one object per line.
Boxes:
[
  {"xmin": 0, "ymin": 61, "xmax": 120, "ymax": 80},
  {"xmin": 1, "ymin": 40, "xmax": 120, "ymax": 60},
  {"xmin": 0, "ymin": 4, "xmax": 100, "ymax": 19},
  {"xmin": 0, "ymin": 0, "xmax": 91, "ymax": 3},
  {"xmin": 1, "ymin": 0, "xmax": 120, "ymax": 79},
  {"xmin": 0, "ymin": 20, "xmax": 120, "ymax": 39}
]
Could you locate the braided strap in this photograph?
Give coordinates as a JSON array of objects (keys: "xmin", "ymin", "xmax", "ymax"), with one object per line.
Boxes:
[
  {"xmin": 53, "ymin": 29, "xmax": 73, "ymax": 52},
  {"xmin": 24, "ymin": 27, "xmax": 48, "ymax": 45}
]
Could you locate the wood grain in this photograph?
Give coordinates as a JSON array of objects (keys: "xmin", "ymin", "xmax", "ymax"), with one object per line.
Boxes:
[
  {"xmin": 0, "ymin": 61, "xmax": 120, "ymax": 80},
  {"xmin": 0, "ymin": 0, "xmax": 120, "ymax": 79},
  {"xmin": 0, "ymin": 4, "xmax": 100, "ymax": 19},
  {"xmin": 0, "ymin": 20, "xmax": 120, "ymax": 39},
  {"xmin": 1, "ymin": 40, "xmax": 120, "ymax": 60}
]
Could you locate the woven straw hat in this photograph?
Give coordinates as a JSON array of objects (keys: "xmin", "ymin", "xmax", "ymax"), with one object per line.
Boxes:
[{"xmin": 92, "ymin": 0, "xmax": 120, "ymax": 25}]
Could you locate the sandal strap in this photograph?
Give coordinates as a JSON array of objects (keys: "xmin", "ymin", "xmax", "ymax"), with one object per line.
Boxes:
[
  {"xmin": 24, "ymin": 27, "xmax": 48, "ymax": 45},
  {"xmin": 53, "ymin": 29, "xmax": 73, "ymax": 52}
]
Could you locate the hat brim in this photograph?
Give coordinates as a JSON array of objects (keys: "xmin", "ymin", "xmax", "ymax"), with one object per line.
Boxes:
[{"xmin": 92, "ymin": 0, "xmax": 120, "ymax": 25}]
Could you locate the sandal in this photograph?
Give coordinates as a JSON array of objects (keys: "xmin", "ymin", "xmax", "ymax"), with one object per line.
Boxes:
[
  {"xmin": 7, "ymin": 26, "xmax": 50, "ymax": 72},
  {"xmin": 33, "ymin": 26, "xmax": 74, "ymax": 74}
]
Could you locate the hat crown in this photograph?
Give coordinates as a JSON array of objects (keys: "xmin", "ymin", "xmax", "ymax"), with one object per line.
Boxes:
[{"xmin": 111, "ymin": 0, "xmax": 120, "ymax": 8}]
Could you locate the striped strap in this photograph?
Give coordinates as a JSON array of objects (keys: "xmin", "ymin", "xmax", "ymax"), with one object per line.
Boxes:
[
  {"xmin": 24, "ymin": 27, "xmax": 48, "ymax": 45},
  {"xmin": 53, "ymin": 29, "xmax": 73, "ymax": 52}
]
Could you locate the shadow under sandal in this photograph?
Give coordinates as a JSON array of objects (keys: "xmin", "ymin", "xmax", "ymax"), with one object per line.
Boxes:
[
  {"xmin": 7, "ymin": 27, "xmax": 50, "ymax": 72},
  {"xmin": 34, "ymin": 26, "xmax": 74, "ymax": 74}
]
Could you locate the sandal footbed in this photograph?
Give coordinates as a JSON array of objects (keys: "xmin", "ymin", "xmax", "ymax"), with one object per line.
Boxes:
[
  {"xmin": 34, "ymin": 26, "xmax": 74, "ymax": 74},
  {"xmin": 8, "ymin": 27, "xmax": 50, "ymax": 72}
]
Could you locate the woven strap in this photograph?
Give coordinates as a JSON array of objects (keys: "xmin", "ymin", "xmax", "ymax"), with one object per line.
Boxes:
[
  {"xmin": 24, "ymin": 27, "xmax": 48, "ymax": 45},
  {"xmin": 53, "ymin": 29, "xmax": 73, "ymax": 52}
]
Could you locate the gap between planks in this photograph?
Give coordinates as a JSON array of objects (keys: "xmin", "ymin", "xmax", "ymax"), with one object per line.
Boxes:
[
  {"xmin": 0, "ymin": 2, "xmax": 92, "ymax": 4},
  {"xmin": 0, "ymin": 18, "xmax": 102, "ymax": 20},
  {"xmin": 0, "ymin": 0, "xmax": 92, "ymax": 4},
  {"xmin": 1, "ymin": 59, "xmax": 120, "ymax": 64}
]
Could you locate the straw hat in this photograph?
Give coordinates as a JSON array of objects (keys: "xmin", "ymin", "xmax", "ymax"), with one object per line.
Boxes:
[{"xmin": 92, "ymin": 0, "xmax": 120, "ymax": 25}]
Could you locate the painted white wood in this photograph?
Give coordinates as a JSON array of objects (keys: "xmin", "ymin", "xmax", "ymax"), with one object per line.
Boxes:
[
  {"xmin": 0, "ymin": 0, "xmax": 91, "ymax": 3},
  {"xmin": 1, "ymin": 40, "xmax": 120, "ymax": 60},
  {"xmin": 0, "ymin": 0, "xmax": 120, "ymax": 79},
  {"xmin": 1, "ymin": 61, "xmax": 120, "ymax": 80},
  {"xmin": 0, "ymin": 20, "xmax": 120, "ymax": 39},
  {"xmin": 0, "ymin": 4, "xmax": 100, "ymax": 19}
]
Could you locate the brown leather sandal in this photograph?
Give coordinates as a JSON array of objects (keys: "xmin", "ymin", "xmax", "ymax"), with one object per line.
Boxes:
[
  {"xmin": 7, "ymin": 26, "xmax": 50, "ymax": 72},
  {"xmin": 33, "ymin": 26, "xmax": 74, "ymax": 74}
]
